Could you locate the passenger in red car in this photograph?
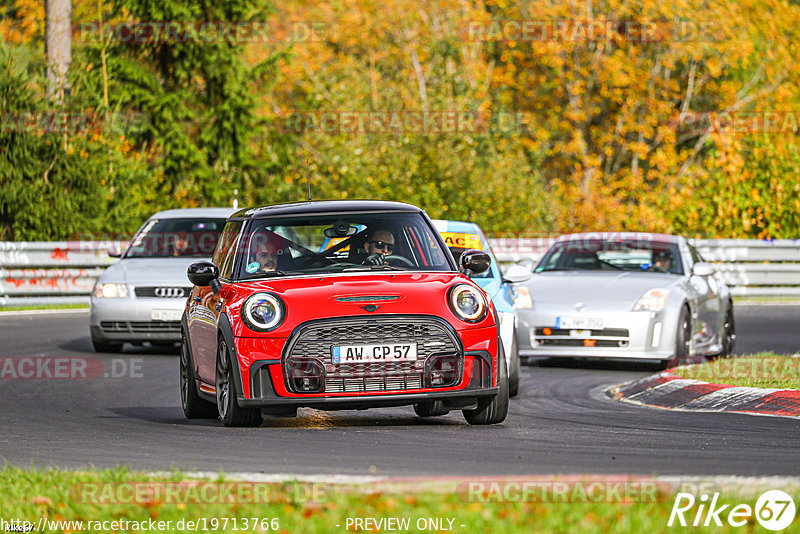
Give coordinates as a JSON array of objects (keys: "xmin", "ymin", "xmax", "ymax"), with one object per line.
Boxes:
[
  {"xmin": 251, "ymin": 232, "xmax": 287, "ymax": 273},
  {"xmin": 256, "ymin": 242, "xmax": 279, "ymax": 272}
]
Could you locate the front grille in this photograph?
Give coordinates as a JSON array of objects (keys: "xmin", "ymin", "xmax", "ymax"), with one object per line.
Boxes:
[
  {"xmin": 534, "ymin": 327, "xmax": 629, "ymax": 337},
  {"xmin": 134, "ymin": 286, "xmax": 191, "ymax": 298},
  {"xmin": 284, "ymin": 316, "xmax": 461, "ymax": 393},
  {"xmin": 324, "ymin": 375, "xmax": 423, "ymax": 393},
  {"xmin": 538, "ymin": 338, "xmax": 627, "ymax": 348},
  {"xmin": 533, "ymin": 327, "xmax": 630, "ymax": 348},
  {"xmin": 100, "ymin": 321, "xmax": 181, "ymax": 334}
]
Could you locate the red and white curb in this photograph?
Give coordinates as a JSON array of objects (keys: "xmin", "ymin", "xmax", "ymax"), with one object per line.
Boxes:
[{"xmin": 610, "ymin": 371, "xmax": 800, "ymax": 418}]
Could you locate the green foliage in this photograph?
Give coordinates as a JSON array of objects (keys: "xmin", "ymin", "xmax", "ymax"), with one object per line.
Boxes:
[
  {"xmin": 2, "ymin": 0, "xmax": 800, "ymax": 240},
  {"xmin": 0, "ymin": 44, "xmax": 102, "ymax": 240}
]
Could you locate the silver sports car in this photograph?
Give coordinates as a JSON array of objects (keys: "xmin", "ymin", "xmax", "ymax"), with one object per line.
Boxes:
[{"xmin": 514, "ymin": 232, "xmax": 735, "ymax": 367}]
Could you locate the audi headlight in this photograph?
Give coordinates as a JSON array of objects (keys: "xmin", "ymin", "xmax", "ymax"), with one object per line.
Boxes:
[
  {"xmin": 633, "ymin": 288, "xmax": 670, "ymax": 312},
  {"xmin": 93, "ymin": 283, "xmax": 128, "ymax": 299},
  {"xmin": 448, "ymin": 284, "xmax": 487, "ymax": 323},
  {"xmin": 242, "ymin": 292, "xmax": 285, "ymax": 332}
]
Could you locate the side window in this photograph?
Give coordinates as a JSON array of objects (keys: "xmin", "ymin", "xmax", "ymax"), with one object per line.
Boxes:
[
  {"xmin": 688, "ymin": 245, "xmax": 702, "ymax": 266},
  {"xmin": 213, "ymin": 221, "xmax": 243, "ymax": 280}
]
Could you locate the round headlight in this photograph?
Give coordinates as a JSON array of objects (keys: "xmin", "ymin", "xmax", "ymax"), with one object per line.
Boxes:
[
  {"xmin": 448, "ymin": 284, "xmax": 487, "ymax": 323},
  {"xmin": 242, "ymin": 292, "xmax": 285, "ymax": 332}
]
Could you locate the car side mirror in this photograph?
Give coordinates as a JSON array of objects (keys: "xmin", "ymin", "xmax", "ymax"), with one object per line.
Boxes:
[
  {"xmin": 502, "ymin": 264, "xmax": 532, "ymax": 284},
  {"xmin": 107, "ymin": 244, "xmax": 123, "ymax": 258},
  {"xmin": 460, "ymin": 249, "xmax": 490, "ymax": 276},
  {"xmin": 692, "ymin": 262, "xmax": 716, "ymax": 276},
  {"xmin": 188, "ymin": 262, "xmax": 221, "ymax": 294}
]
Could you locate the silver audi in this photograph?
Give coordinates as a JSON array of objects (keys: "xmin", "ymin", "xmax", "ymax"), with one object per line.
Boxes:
[
  {"xmin": 89, "ymin": 208, "xmax": 236, "ymax": 352},
  {"xmin": 514, "ymin": 232, "xmax": 735, "ymax": 368}
]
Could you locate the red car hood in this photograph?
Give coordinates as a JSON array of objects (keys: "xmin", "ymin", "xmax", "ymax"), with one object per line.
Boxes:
[{"xmin": 226, "ymin": 271, "xmax": 492, "ymax": 336}]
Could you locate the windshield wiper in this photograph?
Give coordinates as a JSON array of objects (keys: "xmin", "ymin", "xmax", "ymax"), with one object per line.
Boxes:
[
  {"xmin": 263, "ymin": 270, "xmax": 288, "ymax": 276},
  {"xmin": 342, "ymin": 264, "xmax": 410, "ymax": 272},
  {"xmin": 254, "ymin": 270, "xmax": 304, "ymax": 277},
  {"xmin": 536, "ymin": 267, "xmax": 585, "ymax": 272}
]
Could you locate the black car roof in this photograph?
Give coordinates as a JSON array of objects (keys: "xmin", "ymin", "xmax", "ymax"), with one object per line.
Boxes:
[{"xmin": 230, "ymin": 200, "xmax": 424, "ymax": 220}]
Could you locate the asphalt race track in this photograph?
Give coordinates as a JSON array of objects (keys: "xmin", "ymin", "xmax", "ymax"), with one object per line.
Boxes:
[{"xmin": 0, "ymin": 304, "xmax": 798, "ymax": 476}]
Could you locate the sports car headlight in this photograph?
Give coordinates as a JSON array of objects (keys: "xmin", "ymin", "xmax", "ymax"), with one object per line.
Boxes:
[
  {"xmin": 633, "ymin": 288, "xmax": 670, "ymax": 312},
  {"xmin": 242, "ymin": 292, "xmax": 285, "ymax": 332},
  {"xmin": 448, "ymin": 284, "xmax": 487, "ymax": 323},
  {"xmin": 93, "ymin": 283, "xmax": 128, "ymax": 298}
]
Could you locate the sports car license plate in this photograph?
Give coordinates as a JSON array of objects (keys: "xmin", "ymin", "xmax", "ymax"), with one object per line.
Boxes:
[
  {"xmin": 151, "ymin": 309, "xmax": 183, "ymax": 321},
  {"xmin": 331, "ymin": 343, "xmax": 417, "ymax": 364},
  {"xmin": 556, "ymin": 316, "xmax": 603, "ymax": 329}
]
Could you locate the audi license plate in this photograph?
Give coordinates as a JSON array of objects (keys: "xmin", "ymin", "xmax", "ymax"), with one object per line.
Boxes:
[
  {"xmin": 556, "ymin": 316, "xmax": 603, "ymax": 329},
  {"xmin": 151, "ymin": 309, "xmax": 183, "ymax": 321},
  {"xmin": 332, "ymin": 343, "xmax": 417, "ymax": 364}
]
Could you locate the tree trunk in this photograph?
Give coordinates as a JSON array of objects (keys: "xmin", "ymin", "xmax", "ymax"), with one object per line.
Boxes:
[{"xmin": 45, "ymin": 0, "xmax": 72, "ymax": 103}]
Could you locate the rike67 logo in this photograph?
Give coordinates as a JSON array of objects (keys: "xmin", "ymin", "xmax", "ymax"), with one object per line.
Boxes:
[{"xmin": 669, "ymin": 490, "xmax": 796, "ymax": 531}]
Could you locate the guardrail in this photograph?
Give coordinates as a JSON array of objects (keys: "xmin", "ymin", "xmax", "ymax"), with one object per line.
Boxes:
[
  {"xmin": 1, "ymin": 239, "xmax": 800, "ymax": 306},
  {"xmin": 0, "ymin": 242, "xmax": 115, "ymax": 306}
]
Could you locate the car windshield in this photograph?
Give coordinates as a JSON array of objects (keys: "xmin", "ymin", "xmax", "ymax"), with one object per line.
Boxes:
[
  {"xmin": 235, "ymin": 212, "xmax": 452, "ymax": 279},
  {"xmin": 125, "ymin": 218, "xmax": 227, "ymax": 258},
  {"xmin": 535, "ymin": 239, "xmax": 684, "ymax": 275}
]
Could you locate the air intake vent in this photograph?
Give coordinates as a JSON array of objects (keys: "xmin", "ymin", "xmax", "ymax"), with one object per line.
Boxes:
[{"xmin": 335, "ymin": 295, "xmax": 400, "ymax": 302}]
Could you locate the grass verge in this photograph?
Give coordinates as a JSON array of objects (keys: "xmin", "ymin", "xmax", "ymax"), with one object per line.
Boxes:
[
  {"xmin": 674, "ymin": 352, "xmax": 800, "ymax": 389},
  {"xmin": 1, "ymin": 467, "xmax": 799, "ymax": 533}
]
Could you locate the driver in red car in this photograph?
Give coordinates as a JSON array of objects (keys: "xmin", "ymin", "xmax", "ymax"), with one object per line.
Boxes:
[{"xmin": 362, "ymin": 228, "xmax": 395, "ymax": 266}]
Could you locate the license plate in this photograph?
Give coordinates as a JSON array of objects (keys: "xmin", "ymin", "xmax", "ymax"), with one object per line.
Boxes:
[
  {"xmin": 332, "ymin": 343, "xmax": 417, "ymax": 363},
  {"xmin": 556, "ymin": 316, "xmax": 603, "ymax": 329},
  {"xmin": 151, "ymin": 309, "xmax": 183, "ymax": 321}
]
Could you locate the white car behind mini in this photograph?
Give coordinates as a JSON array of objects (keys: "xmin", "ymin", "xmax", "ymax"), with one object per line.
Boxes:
[{"xmin": 90, "ymin": 208, "xmax": 236, "ymax": 352}]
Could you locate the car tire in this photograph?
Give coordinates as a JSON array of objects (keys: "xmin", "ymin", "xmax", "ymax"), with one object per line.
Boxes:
[
  {"xmin": 463, "ymin": 342, "xmax": 509, "ymax": 425},
  {"xmin": 662, "ymin": 305, "xmax": 691, "ymax": 369},
  {"xmin": 720, "ymin": 306, "xmax": 736, "ymax": 358},
  {"xmin": 216, "ymin": 339, "xmax": 262, "ymax": 427},
  {"xmin": 508, "ymin": 335, "xmax": 521, "ymax": 398},
  {"xmin": 413, "ymin": 401, "xmax": 450, "ymax": 417},
  {"xmin": 91, "ymin": 336, "xmax": 122, "ymax": 353},
  {"xmin": 180, "ymin": 334, "xmax": 217, "ymax": 419}
]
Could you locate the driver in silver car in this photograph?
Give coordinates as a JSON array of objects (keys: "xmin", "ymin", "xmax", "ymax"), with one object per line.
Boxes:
[{"xmin": 650, "ymin": 250, "xmax": 674, "ymax": 273}]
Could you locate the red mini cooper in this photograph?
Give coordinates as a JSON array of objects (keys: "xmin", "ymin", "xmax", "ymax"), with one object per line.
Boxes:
[{"xmin": 181, "ymin": 200, "xmax": 508, "ymax": 426}]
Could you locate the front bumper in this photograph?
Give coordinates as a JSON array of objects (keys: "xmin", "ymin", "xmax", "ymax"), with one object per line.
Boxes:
[
  {"xmin": 90, "ymin": 295, "xmax": 186, "ymax": 343},
  {"xmin": 516, "ymin": 308, "xmax": 677, "ymax": 361},
  {"xmin": 236, "ymin": 351, "xmax": 498, "ymax": 411}
]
